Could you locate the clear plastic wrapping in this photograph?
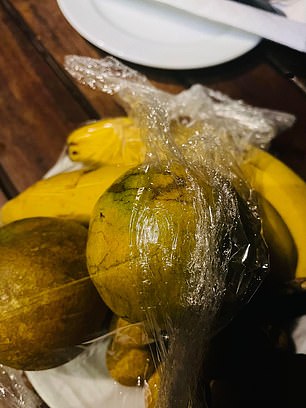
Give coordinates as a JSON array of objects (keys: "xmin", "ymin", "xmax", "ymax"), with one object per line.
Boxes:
[
  {"xmin": 0, "ymin": 365, "xmax": 42, "ymax": 407},
  {"xmin": 65, "ymin": 56, "xmax": 294, "ymax": 407},
  {"xmin": 65, "ymin": 55, "xmax": 294, "ymax": 150}
]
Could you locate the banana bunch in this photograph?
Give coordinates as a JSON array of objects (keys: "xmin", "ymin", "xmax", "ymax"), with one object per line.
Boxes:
[
  {"xmin": 0, "ymin": 118, "xmax": 144, "ymax": 225},
  {"xmin": 240, "ymin": 147, "xmax": 306, "ymax": 280},
  {"xmin": 1, "ymin": 117, "xmax": 305, "ymax": 281}
]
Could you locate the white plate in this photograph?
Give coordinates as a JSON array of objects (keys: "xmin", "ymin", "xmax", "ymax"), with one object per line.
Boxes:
[
  {"xmin": 26, "ymin": 340, "xmax": 145, "ymax": 408},
  {"xmin": 57, "ymin": 0, "xmax": 260, "ymax": 69}
]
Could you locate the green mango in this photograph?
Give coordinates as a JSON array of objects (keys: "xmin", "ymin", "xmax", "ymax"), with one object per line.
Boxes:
[{"xmin": 0, "ymin": 217, "xmax": 108, "ymax": 370}]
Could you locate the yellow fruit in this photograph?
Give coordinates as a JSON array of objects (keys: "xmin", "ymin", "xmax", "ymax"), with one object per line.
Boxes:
[
  {"xmin": 0, "ymin": 117, "xmax": 144, "ymax": 225},
  {"xmin": 87, "ymin": 165, "xmax": 198, "ymax": 324},
  {"xmin": 67, "ymin": 117, "xmax": 145, "ymax": 167},
  {"xmin": 258, "ymin": 195, "xmax": 297, "ymax": 282},
  {"xmin": 109, "ymin": 316, "xmax": 152, "ymax": 347},
  {"xmin": 145, "ymin": 369, "xmax": 161, "ymax": 408},
  {"xmin": 86, "ymin": 164, "xmax": 267, "ymax": 325},
  {"xmin": 106, "ymin": 346, "xmax": 155, "ymax": 387},
  {"xmin": 241, "ymin": 147, "xmax": 306, "ymax": 279},
  {"xmin": 85, "ymin": 153, "xmax": 270, "ymax": 407},
  {"xmin": 106, "ymin": 316, "xmax": 155, "ymax": 386},
  {"xmin": 0, "ymin": 217, "xmax": 108, "ymax": 370},
  {"xmin": 0, "ymin": 165, "xmax": 133, "ymax": 225}
]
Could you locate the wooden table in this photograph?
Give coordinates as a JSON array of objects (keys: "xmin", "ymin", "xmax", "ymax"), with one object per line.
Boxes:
[{"xmin": 1, "ymin": 1, "xmax": 306, "ymax": 407}]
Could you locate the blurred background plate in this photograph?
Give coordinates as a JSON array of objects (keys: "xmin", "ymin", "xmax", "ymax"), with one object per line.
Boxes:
[{"xmin": 57, "ymin": 0, "xmax": 260, "ymax": 69}]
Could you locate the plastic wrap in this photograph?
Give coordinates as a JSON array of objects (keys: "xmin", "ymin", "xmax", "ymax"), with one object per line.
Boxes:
[
  {"xmin": 64, "ymin": 56, "xmax": 294, "ymax": 408},
  {"xmin": 65, "ymin": 55, "xmax": 294, "ymax": 150},
  {"xmin": 0, "ymin": 365, "xmax": 42, "ymax": 407}
]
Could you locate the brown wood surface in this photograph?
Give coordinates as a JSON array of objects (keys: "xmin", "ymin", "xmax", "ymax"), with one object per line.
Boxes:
[
  {"xmin": 0, "ymin": 190, "xmax": 7, "ymax": 207},
  {"xmin": 0, "ymin": 1, "xmax": 89, "ymax": 192},
  {"xmin": 0, "ymin": 0, "xmax": 306, "ymax": 407}
]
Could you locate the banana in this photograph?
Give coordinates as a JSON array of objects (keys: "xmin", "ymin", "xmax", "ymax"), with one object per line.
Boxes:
[
  {"xmin": 0, "ymin": 164, "xmax": 133, "ymax": 225},
  {"xmin": 67, "ymin": 117, "xmax": 145, "ymax": 167},
  {"xmin": 241, "ymin": 147, "xmax": 306, "ymax": 279},
  {"xmin": 66, "ymin": 118, "xmax": 201, "ymax": 168},
  {"xmin": 257, "ymin": 194, "xmax": 297, "ymax": 282}
]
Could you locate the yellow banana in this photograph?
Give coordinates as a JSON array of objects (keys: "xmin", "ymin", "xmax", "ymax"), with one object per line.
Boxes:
[
  {"xmin": 66, "ymin": 118, "xmax": 201, "ymax": 168},
  {"xmin": 0, "ymin": 164, "xmax": 133, "ymax": 225},
  {"xmin": 67, "ymin": 117, "xmax": 145, "ymax": 167},
  {"xmin": 241, "ymin": 147, "xmax": 306, "ymax": 279},
  {"xmin": 258, "ymin": 194, "xmax": 297, "ymax": 282}
]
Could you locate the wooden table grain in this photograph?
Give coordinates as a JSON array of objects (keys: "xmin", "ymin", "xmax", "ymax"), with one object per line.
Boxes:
[{"xmin": 0, "ymin": 1, "xmax": 306, "ymax": 407}]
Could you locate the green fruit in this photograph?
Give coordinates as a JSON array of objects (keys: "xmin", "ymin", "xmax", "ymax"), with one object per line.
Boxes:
[
  {"xmin": 87, "ymin": 165, "xmax": 268, "ymax": 326},
  {"xmin": 87, "ymin": 164, "xmax": 268, "ymax": 408},
  {"xmin": 0, "ymin": 217, "xmax": 108, "ymax": 370},
  {"xmin": 87, "ymin": 165, "xmax": 195, "ymax": 324}
]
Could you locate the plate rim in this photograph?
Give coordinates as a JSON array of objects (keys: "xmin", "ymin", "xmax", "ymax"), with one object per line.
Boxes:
[{"xmin": 56, "ymin": 0, "xmax": 261, "ymax": 70}]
